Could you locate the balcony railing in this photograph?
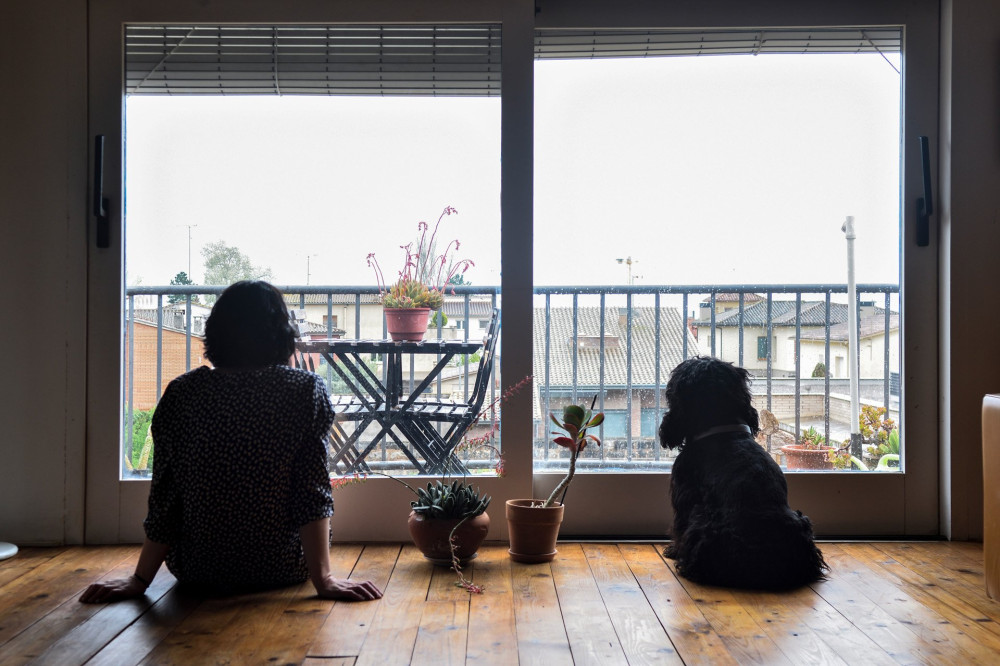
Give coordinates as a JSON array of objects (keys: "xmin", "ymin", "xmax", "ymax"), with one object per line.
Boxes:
[{"xmin": 122, "ymin": 283, "xmax": 899, "ymax": 475}]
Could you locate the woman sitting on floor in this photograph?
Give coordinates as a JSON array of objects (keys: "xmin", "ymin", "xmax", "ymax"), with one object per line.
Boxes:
[{"xmin": 80, "ymin": 280, "xmax": 382, "ymax": 603}]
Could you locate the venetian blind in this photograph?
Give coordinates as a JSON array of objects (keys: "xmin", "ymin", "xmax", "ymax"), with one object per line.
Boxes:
[
  {"xmin": 125, "ymin": 24, "xmax": 502, "ymax": 96},
  {"xmin": 534, "ymin": 27, "xmax": 901, "ymax": 59}
]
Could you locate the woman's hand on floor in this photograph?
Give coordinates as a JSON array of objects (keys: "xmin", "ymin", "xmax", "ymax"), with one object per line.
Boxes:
[
  {"xmin": 314, "ymin": 575, "xmax": 383, "ymax": 601},
  {"xmin": 79, "ymin": 575, "xmax": 148, "ymax": 603}
]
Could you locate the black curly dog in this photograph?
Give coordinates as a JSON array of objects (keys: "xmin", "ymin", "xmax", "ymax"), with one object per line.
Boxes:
[{"xmin": 659, "ymin": 356, "xmax": 827, "ymax": 590}]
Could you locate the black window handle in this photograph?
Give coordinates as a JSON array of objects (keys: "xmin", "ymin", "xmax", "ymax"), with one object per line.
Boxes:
[
  {"xmin": 917, "ymin": 135, "xmax": 933, "ymax": 247},
  {"xmin": 93, "ymin": 135, "xmax": 110, "ymax": 248}
]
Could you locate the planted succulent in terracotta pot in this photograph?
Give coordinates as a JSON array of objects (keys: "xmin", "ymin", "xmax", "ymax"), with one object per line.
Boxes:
[
  {"xmin": 367, "ymin": 206, "xmax": 473, "ymax": 341},
  {"xmin": 780, "ymin": 426, "xmax": 835, "ymax": 470},
  {"xmin": 407, "ymin": 480, "xmax": 491, "ymax": 565}
]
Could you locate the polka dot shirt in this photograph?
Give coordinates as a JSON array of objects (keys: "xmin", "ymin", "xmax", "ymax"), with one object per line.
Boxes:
[{"xmin": 145, "ymin": 365, "xmax": 334, "ymax": 591}]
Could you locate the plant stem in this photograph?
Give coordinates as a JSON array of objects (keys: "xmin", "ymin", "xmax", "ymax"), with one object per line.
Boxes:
[{"xmin": 543, "ymin": 447, "xmax": 577, "ymax": 508}]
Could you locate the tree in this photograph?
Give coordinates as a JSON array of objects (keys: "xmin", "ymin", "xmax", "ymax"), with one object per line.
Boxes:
[
  {"xmin": 168, "ymin": 271, "xmax": 194, "ymax": 304},
  {"xmin": 201, "ymin": 241, "xmax": 273, "ymax": 290},
  {"xmin": 448, "ymin": 273, "xmax": 470, "ymax": 286}
]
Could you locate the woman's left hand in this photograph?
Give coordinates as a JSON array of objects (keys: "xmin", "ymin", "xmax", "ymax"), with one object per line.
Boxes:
[{"xmin": 79, "ymin": 575, "xmax": 148, "ymax": 604}]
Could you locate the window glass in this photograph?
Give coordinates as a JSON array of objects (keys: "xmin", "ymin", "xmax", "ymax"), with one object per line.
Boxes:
[{"xmin": 533, "ymin": 40, "xmax": 902, "ymax": 473}]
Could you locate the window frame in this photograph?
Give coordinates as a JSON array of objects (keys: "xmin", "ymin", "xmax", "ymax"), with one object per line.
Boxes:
[{"xmin": 86, "ymin": 0, "xmax": 940, "ymax": 542}]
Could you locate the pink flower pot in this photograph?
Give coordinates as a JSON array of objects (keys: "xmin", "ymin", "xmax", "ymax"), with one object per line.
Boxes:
[{"xmin": 384, "ymin": 308, "xmax": 431, "ymax": 341}]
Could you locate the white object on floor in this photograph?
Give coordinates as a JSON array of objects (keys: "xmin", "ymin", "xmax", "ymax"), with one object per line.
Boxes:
[{"xmin": 0, "ymin": 542, "xmax": 18, "ymax": 560}]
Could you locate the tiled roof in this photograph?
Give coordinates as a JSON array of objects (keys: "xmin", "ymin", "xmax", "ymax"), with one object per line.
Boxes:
[
  {"xmin": 300, "ymin": 321, "xmax": 347, "ymax": 337},
  {"xmin": 533, "ymin": 306, "xmax": 697, "ymax": 387},
  {"xmin": 283, "ymin": 293, "xmax": 381, "ymax": 306},
  {"xmin": 701, "ymin": 293, "xmax": 764, "ymax": 304},
  {"xmin": 695, "ymin": 300, "xmax": 850, "ymax": 327},
  {"xmin": 442, "ymin": 300, "xmax": 496, "ymax": 317},
  {"xmin": 800, "ymin": 311, "xmax": 899, "ymax": 341}
]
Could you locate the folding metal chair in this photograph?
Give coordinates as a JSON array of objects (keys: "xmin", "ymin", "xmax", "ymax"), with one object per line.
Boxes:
[{"xmin": 396, "ymin": 308, "xmax": 501, "ymax": 475}]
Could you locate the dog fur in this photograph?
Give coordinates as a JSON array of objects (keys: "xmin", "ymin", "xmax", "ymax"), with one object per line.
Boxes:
[{"xmin": 659, "ymin": 356, "xmax": 827, "ymax": 590}]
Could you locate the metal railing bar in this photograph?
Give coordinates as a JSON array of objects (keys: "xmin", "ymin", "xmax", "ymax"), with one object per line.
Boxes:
[
  {"xmin": 681, "ymin": 292, "xmax": 689, "ymax": 360},
  {"xmin": 824, "ymin": 294, "xmax": 832, "ymax": 445},
  {"xmin": 738, "ymin": 293, "xmax": 745, "ymax": 367},
  {"xmin": 599, "ymin": 292, "xmax": 607, "ymax": 462},
  {"xmin": 156, "ymin": 294, "xmax": 163, "ymax": 402},
  {"xmin": 710, "ymin": 292, "xmax": 717, "ymax": 356},
  {"xmin": 654, "ymin": 292, "xmax": 661, "ymax": 462},
  {"xmin": 626, "ymin": 292, "xmax": 634, "ymax": 461},
  {"xmin": 127, "ymin": 295, "xmax": 135, "ymax": 466},
  {"xmin": 883, "ymin": 291, "xmax": 891, "ymax": 409},
  {"xmin": 794, "ymin": 294, "xmax": 802, "ymax": 440},
  {"xmin": 766, "ymin": 292, "xmax": 773, "ymax": 410},
  {"xmin": 544, "ymin": 294, "xmax": 552, "ymax": 461},
  {"xmin": 571, "ymin": 294, "xmax": 579, "ymax": 405},
  {"xmin": 185, "ymin": 293, "xmax": 192, "ymax": 372}
]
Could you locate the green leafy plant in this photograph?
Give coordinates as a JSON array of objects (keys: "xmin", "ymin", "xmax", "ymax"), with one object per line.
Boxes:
[
  {"xmin": 811, "ymin": 362, "xmax": 827, "ymax": 378},
  {"xmin": 124, "ymin": 406, "xmax": 155, "ymax": 472},
  {"xmin": 797, "ymin": 426, "xmax": 830, "ymax": 450},
  {"xmin": 367, "ymin": 206, "xmax": 473, "ymax": 310},
  {"xmin": 543, "ymin": 398, "xmax": 604, "ymax": 508},
  {"xmin": 860, "ymin": 405, "xmax": 895, "ymax": 449},
  {"xmin": 380, "ymin": 278, "xmax": 443, "ymax": 309},
  {"xmin": 830, "ymin": 405, "xmax": 898, "ymax": 471},
  {"xmin": 430, "ymin": 310, "xmax": 448, "ymax": 328},
  {"xmin": 410, "ymin": 480, "xmax": 491, "ymax": 519}
]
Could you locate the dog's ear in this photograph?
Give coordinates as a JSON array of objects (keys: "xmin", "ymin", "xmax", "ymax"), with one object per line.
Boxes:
[{"xmin": 659, "ymin": 409, "xmax": 685, "ymax": 450}]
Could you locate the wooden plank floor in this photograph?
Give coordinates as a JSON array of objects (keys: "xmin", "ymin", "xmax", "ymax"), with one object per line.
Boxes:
[{"xmin": 1, "ymin": 542, "xmax": 997, "ymax": 665}]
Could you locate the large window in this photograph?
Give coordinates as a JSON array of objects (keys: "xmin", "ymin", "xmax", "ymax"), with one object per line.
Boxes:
[
  {"xmin": 121, "ymin": 24, "xmax": 502, "ymax": 478},
  {"xmin": 533, "ymin": 28, "xmax": 903, "ymax": 474}
]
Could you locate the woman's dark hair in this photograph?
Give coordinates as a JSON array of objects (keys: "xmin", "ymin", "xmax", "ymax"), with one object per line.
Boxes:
[{"xmin": 203, "ymin": 281, "xmax": 297, "ymax": 368}]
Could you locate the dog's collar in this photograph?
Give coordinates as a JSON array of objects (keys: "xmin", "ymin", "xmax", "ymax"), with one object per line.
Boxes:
[{"xmin": 690, "ymin": 424, "xmax": 753, "ymax": 442}]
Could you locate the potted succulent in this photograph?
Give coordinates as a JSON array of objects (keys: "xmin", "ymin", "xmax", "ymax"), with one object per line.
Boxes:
[
  {"xmin": 506, "ymin": 398, "xmax": 604, "ymax": 563},
  {"xmin": 780, "ymin": 426, "xmax": 836, "ymax": 470},
  {"xmin": 407, "ymin": 480, "xmax": 491, "ymax": 566},
  {"xmin": 367, "ymin": 206, "xmax": 473, "ymax": 341}
]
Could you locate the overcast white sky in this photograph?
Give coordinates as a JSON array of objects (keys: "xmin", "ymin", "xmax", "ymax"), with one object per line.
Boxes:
[{"xmin": 125, "ymin": 52, "xmax": 901, "ymax": 291}]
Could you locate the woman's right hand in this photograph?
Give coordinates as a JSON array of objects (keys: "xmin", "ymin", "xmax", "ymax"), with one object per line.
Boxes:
[
  {"xmin": 314, "ymin": 575, "xmax": 383, "ymax": 601},
  {"xmin": 79, "ymin": 575, "xmax": 149, "ymax": 604}
]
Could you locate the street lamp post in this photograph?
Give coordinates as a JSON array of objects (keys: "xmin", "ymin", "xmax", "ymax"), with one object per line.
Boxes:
[
  {"xmin": 176, "ymin": 224, "xmax": 198, "ymax": 281},
  {"xmin": 306, "ymin": 254, "xmax": 319, "ymax": 285},
  {"xmin": 616, "ymin": 256, "xmax": 638, "ymax": 285}
]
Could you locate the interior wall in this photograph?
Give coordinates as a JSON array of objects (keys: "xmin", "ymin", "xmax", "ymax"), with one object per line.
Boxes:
[
  {"xmin": 940, "ymin": 0, "xmax": 1000, "ymax": 540},
  {"xmin": 0, "ymin": 0, "xmax": 88, "ymax": 544}
]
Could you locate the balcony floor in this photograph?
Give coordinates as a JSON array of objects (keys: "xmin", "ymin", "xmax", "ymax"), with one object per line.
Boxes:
[{"xmin": 0, "ymin": 541, "xmax": 995, "ymax": 664}]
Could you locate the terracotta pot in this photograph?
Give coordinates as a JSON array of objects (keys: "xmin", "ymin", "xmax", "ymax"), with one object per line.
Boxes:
[
  {"xmin": 780, "ymin": 445, "xmax": 836, "ymax": 470},
  {"xmin": 407, "ymin": 510, "xmax": 490, "ymax": 565},
  {"xmin": 384, "ymin": 308, "xmax": 431, "ymax": 342},
  {"xmin": 505, "ymin": 499, "xmax": 564, "ymax": 563}
]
